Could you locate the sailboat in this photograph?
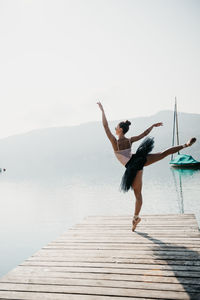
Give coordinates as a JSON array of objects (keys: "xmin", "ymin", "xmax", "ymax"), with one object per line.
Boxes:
[{"xmin": 169, "ymin": 98, "xmax": 200, "ymax": 168}]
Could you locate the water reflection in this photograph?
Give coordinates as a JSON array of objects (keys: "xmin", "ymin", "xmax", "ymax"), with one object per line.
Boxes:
[
  {"xmin": 170, "ymin": 167, "xmax": 200, "ymax": 215},
  {"xmin": 171, "ymin": 168, "xmax": 184, "ymax": 214},
  {"xmin": 172, "ymin": 167, "xmax": 200, "ymax": 177}
]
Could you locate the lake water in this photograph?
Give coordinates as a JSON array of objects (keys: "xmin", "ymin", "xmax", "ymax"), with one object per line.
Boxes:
[{"xmin": 0, "ymin": 159, "xmax": 200, "ymax": 277}]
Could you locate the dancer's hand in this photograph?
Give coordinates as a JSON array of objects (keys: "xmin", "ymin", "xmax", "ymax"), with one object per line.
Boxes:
[
  {"xmin": 97, "ymin": 101, "xmax": 104, "ymax": 112},
  {"xmin": 153, "ymin": 122, "xmax": 163, "ymax": 127}
]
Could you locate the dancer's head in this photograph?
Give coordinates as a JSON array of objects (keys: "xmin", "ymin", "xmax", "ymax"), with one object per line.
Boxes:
[{"xmin": 115, "ymin": 120, "xmax": 131, "ymax": 136}]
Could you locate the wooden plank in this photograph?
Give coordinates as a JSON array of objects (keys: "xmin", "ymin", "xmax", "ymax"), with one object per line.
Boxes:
[
  {"xmin": 59, "ymin": 233, "xmax": 200, "ymax": 238},
  {"xmin": 44, "ymin": 244, "xmax": 200, "ymax": 251},
  {"xmin": 33, "ymin": 253, "xmax": 200, "ymax": 261},
  {"xmin": 52, "ymin": 233, "xmax": 200, "ymax": 238},
  {"xmin": 72, "ymin": 229, "xmax": 199, "ymax": 234},
  {"xmin": 58, "ymin": 233, "xmax": 200, "ymax": 238},
  {"xmin": 49, "ymin": 242, "xmax": 200, "ymax": 248},
  {"xmin": 56, "ymin": 236, "xmax": 199, "ymax": 241},
  {"xmin": 3, "ymin": 270, "xmax": 200, "ymax": 285},
  {"xmin": 74, "ymin": 227, "xmax": 198, "ymax": 231},
  {"xmin": 77, "ymin": 222, "xmax": 198, "ymax": 226},
  {"xmin": 0, "ymin": 291, "xmax": 148, "ymax": 300},
  {"xmin": 70, "ymin": 230, "xmax": 199, "ymax": 236},
  {"xmin": 81, "ymin": 217, "xmax": 198, "ymax": 222},
  {"xmin": 66, "ymin": 228, "xmax": 200, "ymax": 234},
  {"xmin": 76, "ymin": 219, "xmax": 198, "ymax": 223},
  {"xmin": 1, "ymin": 277, "xmax": 200, "ymax": 293},
  {"xmin": 55, "ymin": 238, "xmax": 200, "ymax": 244},
  {"xmin": 8, "ymin": 265, "xmax": 200, "ymax": 278},
  {"xmin": 25, "ymin": 256, "xmax": 200, "ymax": 265},
  {"xmin": 85, "ymin": 218, "xmax": 197, "ymax": 222},
  {"xmin": 19, "ymin": 260, "xmax": 200, "ymax": 271},
  {"xmin": 73, "ymin": 224, "xmax": 198, "ymax": 228},
  {"xmin": 0, "ymin": 282, "xmax": 195, "ymax": 299},
  {"xmin": 48, "ymin": 240, "xmax": 200, "ymax": 245},
  {"xmin": 34, "ymin": 249, "xmax": 200, "ymax": 257},
  {"xmin": 85, "ymin": 214, "xmax": 196, "ymax": 219}
]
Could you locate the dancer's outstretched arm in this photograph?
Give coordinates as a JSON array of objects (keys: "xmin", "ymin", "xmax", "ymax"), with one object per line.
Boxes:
[
  {"xmin": 97, "ymin": 102, "xmax": 117, "ymax": 149},
  {"xmin": 130, "ymin": 123, "xmax": 163, "ymax": 143}
]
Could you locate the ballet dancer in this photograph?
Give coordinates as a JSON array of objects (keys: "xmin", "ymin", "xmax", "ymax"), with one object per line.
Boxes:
[{"xmin": 97, "ymin": 102, "xmax": 196, "ymax": 231}]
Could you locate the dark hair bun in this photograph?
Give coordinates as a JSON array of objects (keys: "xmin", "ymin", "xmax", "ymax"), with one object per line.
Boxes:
[
  {"xmin": 119, "ymin": 120, "xmax": 131, "ymax": 134},
  {"xmin": 125, "ymin": 120, "xmax": 131, "ymax": 126}
]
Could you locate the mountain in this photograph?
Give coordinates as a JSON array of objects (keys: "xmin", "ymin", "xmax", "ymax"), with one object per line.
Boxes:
[{"xmin": 0, "ymin": 110, "xmax": 199, "ymax": 181}]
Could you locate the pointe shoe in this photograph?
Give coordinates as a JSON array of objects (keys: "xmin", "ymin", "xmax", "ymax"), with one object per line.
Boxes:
[
  {"xmin": 132, "ymin": 217, "xmax": 141, "ymax": 232},
  {"xmin": 183, "ymin": 137, "xmax": 196, "ymax": 148}
]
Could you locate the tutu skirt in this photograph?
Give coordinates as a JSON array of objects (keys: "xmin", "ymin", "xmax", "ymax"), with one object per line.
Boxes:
[{"xmin": 121, "ymin": 137, "xmax": 154, "ymax": 192}]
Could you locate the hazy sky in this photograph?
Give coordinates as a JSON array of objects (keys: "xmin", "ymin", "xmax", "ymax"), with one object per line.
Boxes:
[{"xmin": 0, "ymin": 0, "xmax": 199, "ymax": 138}]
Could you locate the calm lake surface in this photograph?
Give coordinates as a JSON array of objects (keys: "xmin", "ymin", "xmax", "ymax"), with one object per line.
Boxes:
[{"xmin": 0, "ymin": 159, "xmax": 200, "ymax": 277}]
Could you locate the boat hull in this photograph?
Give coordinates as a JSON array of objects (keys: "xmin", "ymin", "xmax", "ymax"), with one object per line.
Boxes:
[{"xmin": 170, "ymin": 163, "xmax": 200, "ymax": 169}]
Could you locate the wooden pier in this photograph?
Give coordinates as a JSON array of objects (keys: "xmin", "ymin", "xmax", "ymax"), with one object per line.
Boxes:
[{"xmin": 0, "ymin": 214, "xmax": 200, "ymax": 299}]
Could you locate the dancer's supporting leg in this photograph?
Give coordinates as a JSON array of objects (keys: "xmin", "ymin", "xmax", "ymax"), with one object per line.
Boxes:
[
  {"xmin": 131, "ymin": 144, "xmax": 184, "ymax": 232},
  {"xmin": 145, "ymin": 138, "xmax": 196, "ymax": 166},
  {"xmin": 132, "ymin": 170, "xmax": 143, "ymax": 231}
]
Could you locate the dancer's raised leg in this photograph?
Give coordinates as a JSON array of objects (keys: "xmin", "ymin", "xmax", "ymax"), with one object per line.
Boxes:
[
  {"xmin": 145, "ymin": 138, "xmax": 196, "ymax": 167},
  {"xmin": 132, "ymin": 170, "xmax": 143, "ymax": 231}
]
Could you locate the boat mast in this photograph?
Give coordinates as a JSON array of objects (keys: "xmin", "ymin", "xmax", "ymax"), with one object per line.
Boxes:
[
  {"xmin": 171, "ymin": 100, "xmax": 176, "ymax": 160},
  {"xmin": 171, "ymin": 97, "xmax": 180, "ymax": 160},
  {"xmin": 175, "ymin": 97, "xmax": 180, "ymax": 151}
]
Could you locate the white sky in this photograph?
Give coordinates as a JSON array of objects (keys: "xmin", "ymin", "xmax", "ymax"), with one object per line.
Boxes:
[{"xmin": 0, "ymin": 0, "xmax": 199, "ymax": 138}]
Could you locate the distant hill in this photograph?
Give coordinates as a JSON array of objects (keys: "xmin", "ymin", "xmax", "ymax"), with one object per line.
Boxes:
[{"xmin": 0, "ymin": 110, "xmax": 199, "ymax": 181}]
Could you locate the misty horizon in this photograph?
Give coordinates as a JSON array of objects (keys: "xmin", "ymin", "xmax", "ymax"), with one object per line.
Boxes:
[{"xmin": 0, "ymin": 108, "xmax": 199, "ymax": 140}]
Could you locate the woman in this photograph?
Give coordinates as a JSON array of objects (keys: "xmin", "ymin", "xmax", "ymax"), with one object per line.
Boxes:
[{"xmin": 97, "ymin": 102, "xmax": 196, "ymax": 231}]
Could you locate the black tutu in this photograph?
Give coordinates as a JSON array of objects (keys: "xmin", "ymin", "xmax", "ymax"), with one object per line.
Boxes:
[{"xmin": 120, "ymin": 137, "xmax": 154, "ymax": 192}]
